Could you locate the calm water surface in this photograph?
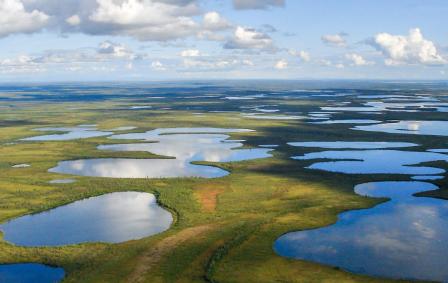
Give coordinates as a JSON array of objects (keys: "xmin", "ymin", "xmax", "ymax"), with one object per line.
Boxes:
[
  {"xmin": 0, "ymin": 264, "xmax": 65, "ymax": 283},
  {"xmin": 275, "ymin": 181, "xmax": 448, "ymax": 282},
  {"xmin": 288, "ymin": 141, "xmax": 417, "ymax": 149},
  {"xmin": 355, "ymin": 121, "xmax": 448, "ymax": 136},
  {"xmin": 242, "ymin": 114, "xmax": 306, "ymax": 120},
  {"xmin": 50, "ymin": 158, "xmax": 230, "ymax": 178},
  {"xmin": 411, "ymin": 175, "xmax": 444, "ymax": 181},
  {"xmin": 0, "ymin": 192, "xmax": 172, "ymax": 246},
  {"xmin": 294, "ymin": 150, "xmax": 448, "ymax": 175},
  {"xmin": 48, "ymin": 179, "xmax": 76, "ymax": 184},
  {"xmin": 50, "ymin": 128, "xmax": 272, "ymax": 178},
  {"xmin": 311, "ymin": 119, "xmax": 381, "ymax": 124},
  {"xmin": 21, "ymin": 125, "xmax": 112, "ymax": 141}
]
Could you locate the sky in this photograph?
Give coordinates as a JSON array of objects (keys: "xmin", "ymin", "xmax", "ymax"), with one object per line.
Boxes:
[{"xmin": 1, "ymin": 0, "xmax": 448, "ymax": 81}]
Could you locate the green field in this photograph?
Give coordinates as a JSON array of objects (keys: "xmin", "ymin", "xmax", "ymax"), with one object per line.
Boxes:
[{"xmin": 0, "ymin": 84, "xmax": 446, "ymax": 282}]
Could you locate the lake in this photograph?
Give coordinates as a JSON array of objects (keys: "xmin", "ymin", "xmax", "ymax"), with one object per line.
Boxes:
[
  {"xmin": 0, "ymin": 192, "xmax": 172, "ymax": 246},
  {"xmin": 0, "ymin": 263, "xmax": 64, "ymax": 283},
  {"xmin": 275, "ymin": 181, "xmax": 448, "ymax": 282}
]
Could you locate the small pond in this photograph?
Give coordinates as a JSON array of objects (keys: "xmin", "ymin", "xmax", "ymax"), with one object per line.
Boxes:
[
  {"xmin": 21, "ymin": 125, "xmax": 113, "ymax": 141},
  {"xmin": 311, "ymin": 119, "xmax": 381, "ymax": 124},
  {"xmin": 0, "ymin": 263, "xmax": 65, "ymax": 283},
  {"xmin": 130, "ymin": 106, "xmax": 152, "ymax": 110},
  {"xmin": 48, "ymin": 179, "xmax": 76, "ymax": 184},
  {"xmin": 11, "ymin": 164, "xmax": 31, "ymax": 168},
  {"xmin": 242, "ymin": 114, "xmax": 306, "ymax": 120}
]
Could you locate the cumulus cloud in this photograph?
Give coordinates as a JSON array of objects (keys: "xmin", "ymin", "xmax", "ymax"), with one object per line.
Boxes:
[
  {"xmin": 0, "ymin": 37, "xmax": 169, "ymax": 76},
  {"xmin": 369, "ymin": 28, "xmax": 446, "ymax": 66},
  {"xmin": 224, "ymin": 26, "xmax": 275, "ymax": 51},
  {"xmin": 233, "ymin": 0, "xmax": 285, "ymax": 10},
  {"xmin": 345, "ymin": 53, "xmax": 374, "ymax": 66},
  {"xmin": 319, "ymin": 59, "xmax": 344, "ymax": 69},
  {"xmin": 180, "ymin": 49, "xmax": 201, "ymax": 57},
  {"xmin": 321, "ymin": 32, "xmax": 348, "ymax": 47},
  {"xmin": 182, "ymin": 58, "xmax": 240, "ymax": 71},
  {"xmin": 10, "ymin": 0, "xmax": 207, "ymax": 41},
  {"xmin": 0, "ymin": 0, "xmax": 49, "ymax": 38},
  {"xmin": 151, "ymin": 60, "xmax": 166, "ymax": 70},
  {"xmin": 98, "ymin": 41, "xmax": 135, "ymax": 59},
  {"xmin": 65, "ymin": 14, "xmax": 81, "ymax": 26},
  {"xmin": 179, "ymin": 54, "xmax": 258, "ymax": 72},
  {"xmin": 274, "ymin": 59, "xmax": 288, "ymax": 69},
  {"xmin": 0, "ymin": 39, "xmax": 140, "ymax": 74},
  {"xmin": 0, "ymin": 0, "xmax": 278, "ymax": 47},
  {"xmin": 242, "ymin": 59, "xmax": 254, "ymax": 66},
  {"xmin": 202, "ymin": 11, "xmax": 231, "ymax": 30},
  {"xmin": 289, "ymin": 49, "xmax": 311, "ymax": 62},
  {"xmin": 88, "ymin": 0, "xmax": 199, "ymax": 41},
  {"xmin": 0, "ymin": 55, "xmax": 40, "ymax": 74}
]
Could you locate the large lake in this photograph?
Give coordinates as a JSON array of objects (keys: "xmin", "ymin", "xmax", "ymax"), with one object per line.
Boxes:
[
  {"xmin": 49, "ymin": 128, "xmax": 272, "ymax": 178},
  {"xmin": 293, "ymin": 149, "xmax": 448, "ymax": 175},
  {"xmin": 0, "ymin": 192, "xmax": 172, "ymax": 246},
  {"xmin": 275, "ymin": 181, "xmax": 448, "ymax": 282}
]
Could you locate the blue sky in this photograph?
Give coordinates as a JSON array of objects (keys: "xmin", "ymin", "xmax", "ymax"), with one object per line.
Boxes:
[{"xmin": 0, "ymin": 0, "xmax": 447, "ymax": 81}]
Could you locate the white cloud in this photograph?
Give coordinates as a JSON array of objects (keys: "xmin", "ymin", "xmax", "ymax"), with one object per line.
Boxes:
[
  {"xmin": 233, "ymin": 0, "xmax": 285, "ymax": 10},
  {"xmin": 318, "ymin": 59, "xmax": 332, "ymax": 67},
  {"xmin": 0, "ymin": 0, "xmax": 276, "ymax": 46},
  {"xmin": 89, "ymin": 0, "xmax": 199, "ymax": 41},
  {"xmin": 370, "ymin": 28, "xmax": 446, "ymax": 66},
  {"xmin": 0, "ymin": 39, "xmax": 141, "ymax": 75},
  {"xmin": 0, "ymin": 0, "xmax": 49, "ymax": 38},
  {"xmin": 182, "ymin": 58, "xmax": 239, "ymax": 71},
  {"xmin": 66, "ymin": 14, "xmax": 81, "ymax": 26},
  {"xmin": 65, "ymin": 66, "xmax": 83, "ymax": 72},
  {"xmin": 321, "ymin": 33, "xmax": 347, "ymax": 47},
  {"xmin": 345, "ymin": 53, "xmax": 374, "ymax": 66},
  {"xmin": 197, "ymin": 30, "xmax": 226, "ymax": 41},
  {"xmin": 289, "ymin": 50, "xmax": 311, "ymax": 62},
  {"xmin": 0, "ymin": 54, "xmax": 44, "ymax": 74},
  {"xmin": 1, "ymin": 55, "xmax": 33, "ymax": 66},
  {"xmin": 319, "ymin": 59, "xmax": 344, "ymax": 69},
  {"xmin": 180, "ymin": 49, "xmax": 201, "ymax": 57},
  {"xmin": 151, "ymin": 60, "xmax": 166, "ymax": 70},
  {"xmin": 203, "ymin": 11, "xmax": 231, "ymax": 30},
  {"xmin": 224, "ymin": 26, "xmax": 275, "ymax": 51},
  {"xmin": 15, "ymin": 0, "xmax": 205, "ymax": 41},
  {"xmin": 242, "ymin": 59, "xmax": 254, "ymax": 66},
  {"xmin": 179, "ymin": 55, "xmax": 258, "ymax": 72},
  {"xmin": 275, "ymin": 59, "xmax": 288, "ymax": 69},
  {"xmin": 0, "ymin": 40, "xmax": 161, "ymax": 76},
  {"xmin": 98, "ymin": 41, "xmax": 135, "ymax": 59}
]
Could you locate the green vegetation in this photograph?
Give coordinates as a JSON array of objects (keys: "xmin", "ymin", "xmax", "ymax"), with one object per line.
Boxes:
[{"xmin": 0, "ymin": 90, "xmax": 446, "ymax": 283}]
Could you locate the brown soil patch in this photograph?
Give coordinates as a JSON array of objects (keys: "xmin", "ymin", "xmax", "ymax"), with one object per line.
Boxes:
[
  {"xmin": 194, "ymin": 183, "xmax": 228, "ymax": 212},
  {"xmin": 196, "ymin": 189, "xmax": 223, "ymax": 212}
]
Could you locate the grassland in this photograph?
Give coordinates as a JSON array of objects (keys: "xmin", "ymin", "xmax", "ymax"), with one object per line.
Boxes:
[{"xmin": 0, "ymin": 83, "xmax": 446, "ymax": 282}]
